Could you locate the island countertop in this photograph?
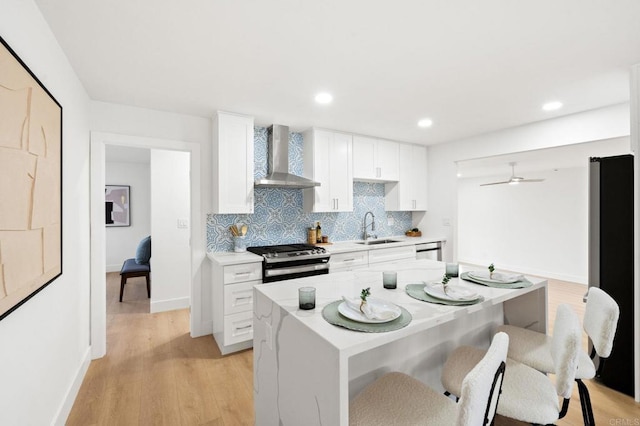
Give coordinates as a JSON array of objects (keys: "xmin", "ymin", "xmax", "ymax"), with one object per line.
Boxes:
[{"xmin": 254, "ymin": 259, "xmax": 548, "ymax": 425}]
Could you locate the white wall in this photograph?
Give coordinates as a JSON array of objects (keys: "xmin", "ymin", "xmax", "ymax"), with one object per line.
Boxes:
[
  {"xmin": 422, "ymin": 103, "xmax": 631, "ymax": 263},
  {"xmin": 0, "ymin": 1, "xmax": 92, "ymax": 424},
  {"xmin": 458, "ymin": 167, "xmax": 588, "ymax": 283},
  {"xmin": 105, "ymin": 158, "xmax": 151, "ymax": 271},
  {"xmin": 150, "ymin": 149, "xmax": 191, "ymax": 312}
]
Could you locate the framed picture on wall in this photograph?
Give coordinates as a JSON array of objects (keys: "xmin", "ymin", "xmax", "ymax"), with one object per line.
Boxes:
[
  {"xmin": 105, "ymin": 185, "xmax": 131, "ymax": 227},
  {"xmin": 0, "ymin": 36, "xmax": 63, "ymax": 321}
]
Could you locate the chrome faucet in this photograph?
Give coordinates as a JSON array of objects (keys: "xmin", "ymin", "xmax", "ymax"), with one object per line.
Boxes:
[{"xmin": 363, "ymin": 211, "xmax": 377, "ymax": 241}]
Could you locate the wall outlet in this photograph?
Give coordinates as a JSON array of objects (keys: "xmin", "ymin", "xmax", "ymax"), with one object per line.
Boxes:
[
  {"xmin": 387, "ymin": 215, "xmax": 394, "ymax": 226},
  {"xmin": 442, "ymin": 218, "xmax": 451, "ymax": 226}
]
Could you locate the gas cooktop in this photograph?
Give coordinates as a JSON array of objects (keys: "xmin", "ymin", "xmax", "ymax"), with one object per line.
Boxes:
[{"xmin": 247, "ymin": 243, "xmax": 326, "ymax": 260}]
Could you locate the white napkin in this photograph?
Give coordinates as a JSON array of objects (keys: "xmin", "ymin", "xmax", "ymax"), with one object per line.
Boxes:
[
  {"xmin": 342, "ymin": 296, "xmax": 397, "ymax": 320},
  {"xmin": 425, "ymin": 283, "xmax": 479, "ymax": 301},
  {"xmin": 470, "ymin": 271, "xmax": 523, "ymax": 283}
]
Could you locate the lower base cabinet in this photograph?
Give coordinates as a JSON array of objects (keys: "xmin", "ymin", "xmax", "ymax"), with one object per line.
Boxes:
[
  {"xmin": 211, "ymin": 260, "xmax": 262, "ymax": 354},
  {"xmin": 368, "ymin": 245, "xmax": 416, "ymax": 265},
  {"xmin": 329, "ymin": 250, "xmax": 368, "ymax": 273}
]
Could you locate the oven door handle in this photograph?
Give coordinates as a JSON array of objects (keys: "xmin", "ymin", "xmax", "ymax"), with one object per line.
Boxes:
[{"xmin": 264, "ymin": 263, "xmax": 330, "ymax": 278}]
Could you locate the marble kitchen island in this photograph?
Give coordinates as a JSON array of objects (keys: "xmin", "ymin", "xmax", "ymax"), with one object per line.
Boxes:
[{"xmin": 253, "ymin": 259, "xmax": 547, "ymax": 425}]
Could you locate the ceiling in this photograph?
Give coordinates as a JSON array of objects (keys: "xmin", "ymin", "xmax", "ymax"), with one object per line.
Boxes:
[
  {"xmin": 456, "ymin": 136, "xmax": 630, "ymax": 179},
  {"xmin": 35, "ymin": 0, "xmax": 640, "ymax": 145}
]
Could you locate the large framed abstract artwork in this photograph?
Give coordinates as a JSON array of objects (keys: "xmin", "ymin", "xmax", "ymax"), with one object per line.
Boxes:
[
  {"xmin": 105, "ymin": 185, "xmax": 131, "ymax": 227},
  {"xmin": 0, "ymin": 36, "xmax": 63, "ymax": 321}
]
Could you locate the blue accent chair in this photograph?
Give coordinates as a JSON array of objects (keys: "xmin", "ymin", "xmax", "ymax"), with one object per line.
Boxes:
[{"xmin": 119, "ymin": 236, "xmax": 151, "ymax": 302}]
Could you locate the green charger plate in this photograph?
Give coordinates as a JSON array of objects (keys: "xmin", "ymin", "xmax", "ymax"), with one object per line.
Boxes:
[
  {"xmin": 322, "ymin": 300, "xmax": 412, "ymax": 333},
  {"xmin": 405, "ymin": 283, "xmax": 485, "ymax": 306},
  {"xmin": 460, "ymin": 272, "xmax": 533, "ymax": 289}
]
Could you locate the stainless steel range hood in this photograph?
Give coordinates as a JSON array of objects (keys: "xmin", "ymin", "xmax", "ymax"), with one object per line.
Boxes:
[{"xmin": 254, "ymin": 124, "xmax": 320, "ymax": 189}]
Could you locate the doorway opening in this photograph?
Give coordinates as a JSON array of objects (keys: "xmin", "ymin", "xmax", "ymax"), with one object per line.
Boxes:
[{"xmin": 90, "ymin": 132, "xmax": 203, "ymax": 359}]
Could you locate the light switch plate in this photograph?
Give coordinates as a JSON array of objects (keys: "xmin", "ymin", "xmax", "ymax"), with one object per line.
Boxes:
[{"xmin": 177, "ymin": 219, "xmax": 189, "ymax": 229}]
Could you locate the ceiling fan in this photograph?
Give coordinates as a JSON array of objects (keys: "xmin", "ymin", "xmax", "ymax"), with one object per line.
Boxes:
[{"xmin": 480, "ymin": 162, "xmax": 545, "ymax": 186}]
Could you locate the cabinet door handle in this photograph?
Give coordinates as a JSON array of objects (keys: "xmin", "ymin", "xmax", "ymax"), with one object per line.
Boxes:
[
  {"xmin": 236, "ymin": 324, "xmax": 252, "ymax": 331},
  {"xmin": 234, "ymin": 271, "xmax": 251, "ymax": 276},
  {"xmin": 234, "ymin": 296, "xmax": 252, "ymax": 301},
  {"xmin": 343, "ymin": 258, "xmax": 356, "ymax": 262},
  {"xmin": 336, "ymin": 198, "xmax": 339, "ymax": 210}
]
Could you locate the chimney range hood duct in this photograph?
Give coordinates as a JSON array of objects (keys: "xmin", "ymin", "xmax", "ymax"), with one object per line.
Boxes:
[{"xmin": 254, "ymin": 125, "xmax": 321, "ymax": 189}]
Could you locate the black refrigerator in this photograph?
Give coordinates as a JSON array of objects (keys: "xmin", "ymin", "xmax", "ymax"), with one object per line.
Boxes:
[{"xmin": 588, "ymin": 154, "xmax": 635, "ymax": 396}]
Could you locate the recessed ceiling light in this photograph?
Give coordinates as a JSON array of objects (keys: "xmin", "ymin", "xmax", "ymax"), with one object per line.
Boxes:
[
  {"xmin": 315, "ymin": 93, "xmax": 333, "ymax": 104},
  {"xmin": 542, "ymin": 101, "xmax": 563, "ymax": 111},
  {"xmin": 417, "ymin": 118, "xmax": 433, "ymax": 128}
]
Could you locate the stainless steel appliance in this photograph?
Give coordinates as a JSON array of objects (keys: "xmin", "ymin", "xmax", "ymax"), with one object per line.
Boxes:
[
  {"xmin": 247, "ymin": 243, "xmax": 330, "ymax": 283},
  {"xmin": 588, "ymin": 154, "xmax": 634, "ymax": 396},
  {"xmin": 415, "ymin": 241, "xmax": 442, "ymax": 261},
  {"xmin": 254, "ymin": 125, "xmax": 321, "ymax": 189}
]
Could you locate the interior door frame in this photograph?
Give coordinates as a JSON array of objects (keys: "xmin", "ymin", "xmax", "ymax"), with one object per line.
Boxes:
[{"xmin": 90, "ymin": 132, "xmax": 203, "ymax": 359}]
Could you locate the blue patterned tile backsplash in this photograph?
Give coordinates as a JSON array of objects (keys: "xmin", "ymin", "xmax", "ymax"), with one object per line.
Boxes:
[{"xmin": 206, "ymin": 127, "xmax": 412, "ymax": 252}]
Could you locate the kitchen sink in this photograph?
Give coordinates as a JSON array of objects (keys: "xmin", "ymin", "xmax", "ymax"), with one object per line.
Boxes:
[{"xmin": 356, "ymin": 239, "xmax": 401, "ymax": 245}]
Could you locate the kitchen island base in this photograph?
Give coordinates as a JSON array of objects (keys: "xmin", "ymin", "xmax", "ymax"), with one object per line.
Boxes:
[{"xmin": 253, "ymin": 260, "xmax": 547, "ymax": 425}]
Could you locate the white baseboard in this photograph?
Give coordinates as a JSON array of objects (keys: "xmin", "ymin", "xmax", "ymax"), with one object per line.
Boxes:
[
  {"xmin": 53, "ymin": 347, "xmax": 91, "ymax": 426},
  {"xmin": 106, "ymin": 264, "xmax": 121, "ymax": 273},
  {"xmin": 150, "ymin": 296, "xmax": 190, "ymax": 313}
]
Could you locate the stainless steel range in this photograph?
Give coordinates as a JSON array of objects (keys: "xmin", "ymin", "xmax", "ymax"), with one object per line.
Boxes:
[{"xmin": 247, "ymin": 244, "xmax": 330, "ymax": 283}]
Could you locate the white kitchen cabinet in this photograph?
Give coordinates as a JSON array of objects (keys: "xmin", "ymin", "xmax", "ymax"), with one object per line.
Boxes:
[
  {"xmin": 385, "ymin": 143, "xmax": 428, "ymax": 211},
  {"xmin": 367, "ymin": 245, "xmax": 416, "ymax": 265},
  {"xmin": 211, "ymin": 259, "xmax": 262, "ymax": 354},
  {"xmin": 352, "ymin": 135, "xmax": 400, "ymax": 182},
  {"xmin": 212, "ymin": 111, "xmax": 254, "ymax": 214},
  {"xmin": 329, "ymin": 250, "xmax": 369, "ymax": 273},
  {"xmin": 302, "ymin": 129, "xmax": 353, "ymax": 212}
]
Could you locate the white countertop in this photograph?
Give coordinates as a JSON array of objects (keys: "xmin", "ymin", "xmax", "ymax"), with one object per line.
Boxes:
[
  {"xmin": 254, "ymin": 259, "xmax": 545, "ymax": 357},
  {"xmin": 207, "ymin": 235, "xmax": 446, "ymax": 265},
  {"xmin": 319, "ymin": 235, "xmax": 445, "ymax": 254},
  {"xmin": 207, "ymin": 251, "xmax": 262, "ymax": 266}
]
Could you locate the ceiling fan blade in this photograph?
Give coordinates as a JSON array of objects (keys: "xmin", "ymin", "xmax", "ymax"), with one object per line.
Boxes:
[
  {"xmin": 479, "ymin": 181, "xmax": 511, "ymax": 186},
  {"xmin": 519, "ymin": 179, "xmax": 545, "ymax": 183}
]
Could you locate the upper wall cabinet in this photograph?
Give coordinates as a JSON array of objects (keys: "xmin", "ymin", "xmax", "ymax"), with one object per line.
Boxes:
[
  {"xmin": 385, "ymin": 144, "xmax": 428, "ymax": 211},
  {"xmin": 302, "ymin": 129, "xmax": 354, "ymax": 212},
  {"xmin": 352, "ymin": 136, "xmax": 400, "ymax": 182},
  {"xmin": 212, "ymin": 111, "xmax": 254, "ymax": 214}
]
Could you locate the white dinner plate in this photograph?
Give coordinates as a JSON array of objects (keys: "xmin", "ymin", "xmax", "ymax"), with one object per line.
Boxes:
[
  {"xmin": 424, "ymin": 282, "xmax": 480, "ymax": 302},
  {"xmin": 468, "ymin": 271, "xmax": 522, "ymax": 284},
  {"xmin": 338, "ymin": 298, "xmax": 401, "ymax": 323}
]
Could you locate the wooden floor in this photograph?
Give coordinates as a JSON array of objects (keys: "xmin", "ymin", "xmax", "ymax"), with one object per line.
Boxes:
[{"xmin": 67, "ymin": 273, "xmax": 639, "ymax": 425}]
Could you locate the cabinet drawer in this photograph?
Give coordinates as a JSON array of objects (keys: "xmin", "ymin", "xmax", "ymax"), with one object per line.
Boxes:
[
  {"xmin": 223, "ymin": 262, "xmax": 262, "ymax": 284},
  {"xmin": 224, "ymin": 310, "xmax": 253, "ymax": 346},
  {"xmin": 330, "ymin": 251, "xmax": 368, "ymax": 272},
  {"xmin": 224, "ymin": 281, "xmax": 257, "ymax": 314},
  {"xmin": 368, "ymin": 245, "xmax": 416, "ymax": 265}
]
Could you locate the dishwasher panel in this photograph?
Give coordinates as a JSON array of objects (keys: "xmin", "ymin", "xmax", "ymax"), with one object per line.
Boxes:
[{"xmin": 415, "ymin": 241, "xmax": 442, "ymax": 261}]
